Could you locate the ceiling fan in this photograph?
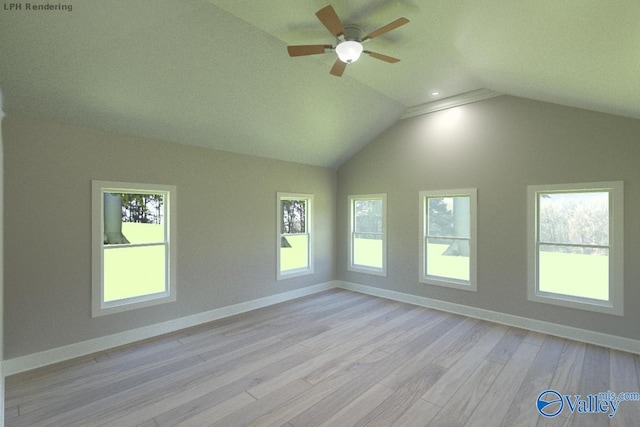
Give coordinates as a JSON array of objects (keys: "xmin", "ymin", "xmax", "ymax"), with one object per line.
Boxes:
[{"xmin": 287, "ymin": 5, "xmax": 409, "ymax": 77}]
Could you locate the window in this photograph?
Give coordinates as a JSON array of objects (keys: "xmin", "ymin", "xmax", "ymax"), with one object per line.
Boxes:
[
  {"xmin": 349, "ymin": 194, "xmax": 387, "ymax": 276},
  {"xmin": 92, "ymin": 181, "xmax": 176, "ymax": 317},
  {"xmin": 527, "ymin": 181, "xmax": 623, "ymax": 315},
  {"xmin": 277, "ymin": 193, "xmax": 313, "ymax": 280},
  {"xmin": 419, "ymin": 189, "xmax": 477, "ymax": 291}
]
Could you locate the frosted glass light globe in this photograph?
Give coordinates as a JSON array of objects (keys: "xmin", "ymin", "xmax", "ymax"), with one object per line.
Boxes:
[{"xmin": 336, "ymin": 40, "xmax": 363, "ymax": 63}]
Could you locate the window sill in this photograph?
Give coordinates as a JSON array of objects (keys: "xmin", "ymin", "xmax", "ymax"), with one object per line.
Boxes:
[{"xmin": 527, "ymin": 291, "xmax": 623, "ymax": 316}]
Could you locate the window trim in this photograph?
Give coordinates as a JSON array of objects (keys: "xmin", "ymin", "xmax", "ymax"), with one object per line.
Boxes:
[
  {"xmin": 348, "ymin": 194, "xmax": 387, "ymax": 277},
  {"xmin": 527, "ymin": 181, "xmax": 623, "ymax": 316},
  {"xmin": 276, "ymin": 192, "xmax": 314, "ymax": 280},
  {"xmin": 92, "ymin": 180, "xmax": 177, "ymax": 317},
  {"xmin": 419, "ymin": 188, "xmax": 478, "ymax": 291}
]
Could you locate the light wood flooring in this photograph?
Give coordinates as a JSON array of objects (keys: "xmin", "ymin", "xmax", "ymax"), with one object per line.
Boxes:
[{"xmin": 6, "ymin": 289, "xmax": 640, "ymax": 426}]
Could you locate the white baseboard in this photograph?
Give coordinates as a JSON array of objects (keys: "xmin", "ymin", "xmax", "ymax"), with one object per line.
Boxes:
[
  {"xmin": 3, "ymin": 281, "xmax": 337, "ymax": 376},
  {"xmin": 6, "ymin": 279, "xmax": 640, "ymax": 376},
  {"xmin": 0, "ymin": 363, "xmax": 4, "ymax": 427},
  {"xmin": 337, "ymin": 280, "xmax": 640, "ymax": 355}
]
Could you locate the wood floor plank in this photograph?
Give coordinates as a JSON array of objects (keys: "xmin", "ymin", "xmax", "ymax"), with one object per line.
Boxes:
[
  {"xmin": 390, "ymin": 313, "xmax": 465, "ymax": 359},
  {"xmin": 543, "ymin": 340, "xmax": 585, "ymax": 424},
  {"xmin": 486, "ymin": 326, "xmax": 528, "ymax": 364},
  {"xmin": 141, "ymin": 347, "xmax": 310, "ymax": 427},
  {"xmin": 117, "ymin": 345, "xmax": 315, "ymax": 427},
  {"xmin": 136, "ymin": 419, "xmax": 160, "ymax": 427},
  {"xmin": 536, "ymin": 415, "xmax": 572, "ymax": 427},
  {"xmin": 465, "ymin": 342, "xmax": 542, "ymax": 427},
  {"xmin": 376, "ymin": 310, "xmax": 456, "ymax": 355},
  {"xmin": 352, "ymin": 363, "xmax": 446, "ymax": 427},
  {"xmin": 297, "ymin": 298, "xmax": 407, "ymax": 352},
  {"xmin": 267, "ymin": 348, "xmax": 404, "ymax": 427},
  {"xmin": 316, "ymin": 383, "xmax": 394, "ymax": 427},
  {"xmin": 432, "ymin": 320, "xmax": 494, "ymax": 369},
  {"xmin": 379, "ymin": 316, "xmax": 478, "ymax": 390},
  {"xmin": 571, "ymin": 344, "xmax": 611, "ymax": 427},
  {"xmin": 390, "ymin": 397, "xmax": 441, "ymax": 427},
  {"xmin": 549, "ymin": 340, "xmax": 586, "ymax": 396},
  {"xmin": 8, "ymin": 355, "xmax": 206, "ymax": 427},
  {"xmin": 5, "ymin": 290, "xmax": 639, "ymax": 427},
  {"xmin": 499, "ymin": 334, "xmax": 566, "ymax": 427},
  {"xmin": 248, "ymin": 303, "xmax": 423, "ymax": 398},
  {"xmin": 609, "ymin": 349, "xmax": 640, "ymax": 427},
  {"xmin": 173, "ymin": 391, "xmax": 256, "ymax": 427},
  {"xmin": 303, "ymin": 310, "xmax": 458, "ymax": 387},
  {"xmin": 22, "ymin": 310, "xmax": 324, "ymax": 425},
  {"xmin": 242, "ymin": 350, "xmax": 395, "ymax": 427},
  {"xmin": 5, "ymin": 354, "xmax": 98, "ymax": 387},
  {"xmin": 303, "ymin": 351, "xmax": 438, "ymax": 427},
  {"xmin": 634, "ymin": 354, "xmax": 640, "ymax": 390},
  {"xmin": 427, "ymin": 359, "xmax": 503, "ymax": 426},
  {"xmin": 285, "ymin": 315, "xmax": 464, "ymax": 426},
  {"xmin": 366, "ymin": 300, "xmax": 419, "ymax": 326},
  {"xmin": 421, "ymin": 323, "xmax": 508, "ymax": 407},
  {"xmin": 10, "ymin": 305, "xmax": 317, "ymax": 417},
  {"xmin": 92, "ymin": 338, "xmax": 301, "ymax": 426},
  {"xmin": 6, "ymin": 338, "xmax": 186, "ymax": 411},
  {"xmin": 208, "ymin": 379, "xmax": 313, "ymax": 427},
  {"xmin": 177, "ymin": 290, "xmax": 358, "ymax": 344},
  {"xmin": 524, "ymin": 330, "xmax": 548, "ymax": 346}
]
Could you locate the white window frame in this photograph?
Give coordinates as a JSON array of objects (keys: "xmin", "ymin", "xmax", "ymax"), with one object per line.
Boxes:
[
  {"xmin": 277, "ymin": 192, "xmax": 314, "ymax": 280},
  {"xmin": 419, "ymin": 189, "xmax": 477, "ymax": 291},
  {"xmin": 527, "ymin": 181, "xmax": 623, "ymax": 316},
  {"xmin": 348, "ymin": 194, "xmax": 387, "ymax": 277},
  {"xmin": 92, "ymin": 180, "xmax": 177, "ymax": 317}
]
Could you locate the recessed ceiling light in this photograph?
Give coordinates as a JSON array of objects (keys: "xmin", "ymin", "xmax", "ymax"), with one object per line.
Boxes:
[{"xmin": 431, "ymin": 91, "xmax": 440, "ymax": 96}]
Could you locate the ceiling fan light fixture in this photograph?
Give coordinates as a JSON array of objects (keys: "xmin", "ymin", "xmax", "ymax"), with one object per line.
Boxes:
[
  {"xmin": 286, "ymin": 6, "xmax": 409, "ymax": 76},
  {"xmin": 336, "ymin": 40, "xmax": 363, "ymax": 63}
]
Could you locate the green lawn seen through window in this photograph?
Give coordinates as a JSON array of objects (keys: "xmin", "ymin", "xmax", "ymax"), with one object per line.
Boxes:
[
  {"xmin": 103, "ymin": 222, "xmax": 166, "ymax": 302},
  {"xmin": 539, "ymin": 250, "xmax": 608, "ymax": 301},
  {"xmin": 280, "ymin": 234, "xmax": 309, "ymax": 272},
  {"xmin": 353, "ymin": 237, "xmax": 383, "ymax": 269},
  {"xmin": 426, "ymin": 242, "xmax": 469, "ymax": 281}
]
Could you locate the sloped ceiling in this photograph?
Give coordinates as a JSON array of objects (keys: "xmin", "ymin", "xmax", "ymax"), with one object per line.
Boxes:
[{"xmin": 1, "ymin": 1, "xmax": 639, "ymax": 168}]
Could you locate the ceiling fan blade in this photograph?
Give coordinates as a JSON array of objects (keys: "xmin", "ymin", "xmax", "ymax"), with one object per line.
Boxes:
[
  {"xmin": 316, "ymin": 5, "xmax": 345, "ymax": 38},
  {"xmin": 329, "ymin": 59, "xmax": 347, "ymax": 77},
  {"xmin": 287, "ymin": 45, "xmax": 332, "ymax": 57},
  {"xmin": 364, "ymin": 51, "xmax": 400, "ymax": 63},
  {"xmin": 362, "ymin": 17, "xmax": 409, "ymax": 41}
]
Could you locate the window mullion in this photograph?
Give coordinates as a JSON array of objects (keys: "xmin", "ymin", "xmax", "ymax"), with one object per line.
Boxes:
[
  {"xmin": 425, "ymin": 235, "xmax": 470, "ymax": 242},
  {"xmin": 538, "ymin": 242, "xmax": 610, "ymax": 250}
]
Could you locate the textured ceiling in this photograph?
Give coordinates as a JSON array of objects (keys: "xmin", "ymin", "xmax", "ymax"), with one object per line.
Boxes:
[{"xmin": 1, "ymin": 1, "xmax": 639, "ymax": 168}]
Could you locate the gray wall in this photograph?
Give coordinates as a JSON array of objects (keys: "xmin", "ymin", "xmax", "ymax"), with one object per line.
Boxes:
[
  {"xmin": 6, "ymin": 94, "xmax": 640, "ymax": 360},
  {"xmin": 3, "ymin": 116, "xmax": 336, "ymax": 358},
  {"xmin": 337, "ymin": 95, "xmax": 640, "ymax": 341},
  {"xmin": 1, "ymin": 93, "xmax": 5, "ymax": 427}
]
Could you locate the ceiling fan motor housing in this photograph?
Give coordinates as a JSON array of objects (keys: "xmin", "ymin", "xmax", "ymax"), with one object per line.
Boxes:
[{"xmin": 342, "ymin": 25, "xmax": 363, "ymax": 42}]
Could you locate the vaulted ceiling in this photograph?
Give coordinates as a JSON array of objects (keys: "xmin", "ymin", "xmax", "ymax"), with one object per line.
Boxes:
[{"xmin": 1, "ymin": 1, "xmax": 639, "ymax": 168}]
